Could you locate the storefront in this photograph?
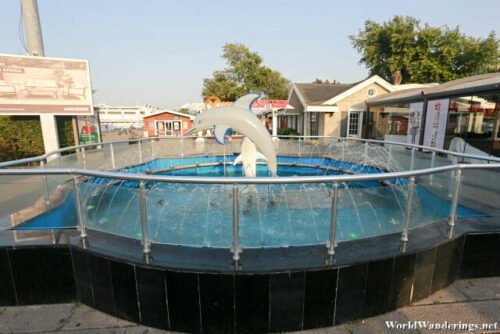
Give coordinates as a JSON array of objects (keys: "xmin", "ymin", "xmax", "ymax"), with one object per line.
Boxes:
[
  {"xmin": 143, "ymin": 110, "xmax": 194, "ymax": 137},
  {"xmin": 366, "ymin": 73, "xmax": 500, "ymax": 156}
]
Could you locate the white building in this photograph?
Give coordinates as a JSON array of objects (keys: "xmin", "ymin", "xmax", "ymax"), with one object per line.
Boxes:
[
  {"xmin": 178, "ymin": 102, "xmax": 205, "ymax": 114},
  {"xmin": 95, "ymin": 104, "xmax": 161, "ymax": 131}
]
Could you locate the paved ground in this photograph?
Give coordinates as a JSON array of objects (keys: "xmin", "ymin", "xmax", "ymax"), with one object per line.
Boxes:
[{"xmin": 1, "ymin": 277, "xmax": 499, "ymax": 334}]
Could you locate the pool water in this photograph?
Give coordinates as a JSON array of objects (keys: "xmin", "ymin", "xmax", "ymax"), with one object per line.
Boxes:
[{"xmin": 16, "ymin": 156, "xmax": 482, "ymax": 248}]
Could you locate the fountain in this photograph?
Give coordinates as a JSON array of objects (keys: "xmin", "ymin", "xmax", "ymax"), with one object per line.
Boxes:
[{"xmin": 1, "ymin": 93, "xmax": 499, "ymax": 333}]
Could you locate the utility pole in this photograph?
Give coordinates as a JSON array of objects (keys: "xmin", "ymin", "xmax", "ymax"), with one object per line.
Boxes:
[
  {"xmin": 20, "ymin": 0, "xmax": 45, "ymax": 56},
  {"xmin": 21, "ymin": 0, "xmax": 61, "ymax": 158}
]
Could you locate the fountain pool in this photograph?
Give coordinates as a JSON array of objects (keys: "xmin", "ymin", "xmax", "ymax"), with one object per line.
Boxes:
[{"xmin": 17, "ymin": 155, "xmax": 480, "ymax": 248}]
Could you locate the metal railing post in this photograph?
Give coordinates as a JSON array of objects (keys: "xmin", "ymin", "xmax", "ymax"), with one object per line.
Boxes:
[
  {"xmin": 81, "ymin": 147, "xmax": 87, "ymax": 169},
  {"xmin": 387, "ymin": 144, "xmax": 392, "ymax": 170},
  {"xmin": 180, "ymin": 137, "xmax": 184, "ymax": 159},
  {"xmin": 341, "ymin": 139, "xmax": 345, "ymax": 161},
  {"xmin": 110, "ymin": 143, "xmax": 116, "ymax": 169},
  {"xmin": 401, "ymin": 176, "xmax": 416, "ymax": 243},
  {"xmin": 139, "ymin": 181, "xmax": 151, "ymax": 258},
  {"xmin": 231, "ymin": 184, "xmax": 242, "ymax": 262},
  {"xmin": 298, "ymin": 138, "xmax": 302, "ymax": 157},
  {"xmin": 430, "ymin": 151, "xmax": 436, "ymax": 184},
  {"xmin": 410, "ymin": 148, "xmax": 415, "ymax": 170},
  {"xmin": 327, "ymin": 182, "xmax": 339, "ymax": 256},
  {"xmin": 448, "ymin": 168, "xmax": 462, "ymax": 227},
  {"xmin": 40, "ymin": 159, "xmax": 51, "ymax": 206},
  {"xmin": 57, "ymin": 152, "xmax": 63, "ymax": 186},
  {"xmin": 363, "ymin": 141, "xmax": 368, "ymax": 165},
  {"xmin": 73, "ymin": 175, "xmax": 87, "ymax": 246},
  {"xmin": 138, "ymin": 140, "xmax": 143, "ymax": 163}
]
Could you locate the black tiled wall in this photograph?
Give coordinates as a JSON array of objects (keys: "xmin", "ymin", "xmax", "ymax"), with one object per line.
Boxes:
[{"xmin": 0, "ymin": 233, "xmax": 499, "ymax": 333}]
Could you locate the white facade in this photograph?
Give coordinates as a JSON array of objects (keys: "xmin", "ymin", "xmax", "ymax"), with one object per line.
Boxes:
[
  {"xmin": 95, "ymin": 104, "xmax": 160, "ymax": 131},
  {"xmin": 178, "ymin": 102, "xmax": 205, "ymax": 114}
]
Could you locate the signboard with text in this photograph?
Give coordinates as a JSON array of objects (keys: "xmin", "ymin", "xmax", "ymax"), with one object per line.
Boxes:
[
  {"xmin": 423, "ymin": 99, "xmax": 450, "ymax": 149},
  {"xmin": 0, "ymin": 54, "xmax": 93, "ymax": 115}
]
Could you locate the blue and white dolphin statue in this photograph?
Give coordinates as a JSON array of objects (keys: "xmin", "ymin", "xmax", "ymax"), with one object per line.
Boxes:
[{"xmin": 185, "ymin": 93, "xmax": 277, "ymax": 176}]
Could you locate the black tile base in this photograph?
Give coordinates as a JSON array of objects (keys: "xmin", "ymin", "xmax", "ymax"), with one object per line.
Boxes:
[{"xmin": 0, "ymin": 221, "xmax": 499, "ymax": 333}]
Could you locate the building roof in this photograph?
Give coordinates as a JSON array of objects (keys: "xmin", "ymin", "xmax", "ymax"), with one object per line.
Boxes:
[
  {"xmin": 143, "ymin": 109, "xmax": 195, "ymax": 120},
  {"xmin": 294, "ymin": 82, "xmax": 359, "ymax": 105},
  {"xmin": 367, "ymin": 72, "xmax": 500, "ymax": 105}
]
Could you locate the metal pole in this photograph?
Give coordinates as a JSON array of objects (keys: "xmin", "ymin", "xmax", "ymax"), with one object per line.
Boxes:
[
  {"xmin": 81, "ymin": 147, "xmax": 87, "ymax": 169},
  {"xmin": 72, "ymin": 175, "xmax": 87, "ymax": 245},
  {"xmin": 139, "ymin": 181, "xmax": 151, "ymax": 256},
  {"xmin": 180, "ymin": 137, "xmax": 184, "ymax": 159},
  {"xmin": 410, "ymin": 148, "xmax": 415, "ymax": 170},
  {"xmin": 21, "ymin": 0, "xmax": 45, "ymax": 56},
  {"xmin": 150, "ymin": 138, "xmax": 154, "ymax": 158},
  {"xmin": 327, "ymin": 182, "xmax": 339, "ymax": 255},
  {"xmin": 430, "ymin": 151, "xmax": 436, "ymax": 184},
  {"xmin": 298, "ymin": 138, "xmax": 302, "ymax": 157},
  {"xmin": 57, "ymin": 152, "xmax": 62, "ymax": 186},
  {"xmin": 40, "ymin": 159, "xmax": 50, "ymax": 206},
  {"xmin": 231, "ymin": 184, "xmax": 241, "ymax": 262},
  {"xmin": 448, "ymin": 168, "xmax": 462, "ymax": 227},
  {"xmin": 401, "ymin": 176, "xmax": 416, "ymax": 242},
  {"xmin": 138, "ymin": 140, "xmax": 143, "ymax": 163},
  {"xmin": 341, "ymin": 139, "xmax": 345, "ymax": 161},
  {"xmin": 223, "ymin": 144, "xmax": 226, "ymax": 176},
  {"xmin": 363, "ymin": 141, "xmax": 368, "ymax": 165},
  {"xmin": 110, "ymin": 143, "xmax": 116, "ymax": 169},
  {"xmin": 387, "ymin": 144, "xmax": 392, "ymax": 170}
]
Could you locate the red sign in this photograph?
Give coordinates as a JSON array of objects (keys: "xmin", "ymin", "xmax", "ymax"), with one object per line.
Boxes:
[{"xmin": 252, "ymin": 100, "xmax": 288, "ymax": 109}]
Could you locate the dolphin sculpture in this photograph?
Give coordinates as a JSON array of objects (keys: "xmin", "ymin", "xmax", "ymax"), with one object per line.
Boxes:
[
  {"xmin": 185, "ymin": 93, "xmax": 277, "ymax": 176},
  {"xmin": 233, "ymin": 137, "xmax": 267, "ymax": 177}
]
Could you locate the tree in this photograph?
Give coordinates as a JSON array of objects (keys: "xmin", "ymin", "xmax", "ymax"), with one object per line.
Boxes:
[
  {"xmin": 350, "ymin": 16, "xmax": 499, "ymax": 83},
  {"xmin": 313, "ymin": 78, "xmax": 330, "ymax": 84},
  {"xmin": 202, "ymin": 43, "xmax": 291, "ymax": 100}
]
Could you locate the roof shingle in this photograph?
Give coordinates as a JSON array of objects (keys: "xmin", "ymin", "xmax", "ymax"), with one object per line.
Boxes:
[{"xmin": 294, "ymin": 82, "xmax": 359, "ymax": 105}]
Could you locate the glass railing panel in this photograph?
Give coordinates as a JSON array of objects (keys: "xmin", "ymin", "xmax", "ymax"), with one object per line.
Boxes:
[
  {"xmin": 113, "ymin": 141, "xmax": 140, "ymax": 170},
  {"xmin": 0, "ymin": 174, "xmax": 76, "ymax": 231},
  {"xmin": 458, "ymin": 168, "xmax": 500, "ymax": 218},
  {"xmin": 83, "ymin": 146, "xmax": 111, "ymax": 171},
  {"xmin": 411, "ymin": 171, "xmax": 454, "ymax": 229},
  {"xmin": 153, "ymin": 138, "xmax": 181, "ymax": 158},
  {"xmin": 335, "ymin": 180, "xmax": 408, "ymax": 242},
  {"xmin": 59, "ymin": 150, "xmax": 85, "ymax": 169},
  {"xmin": 147, "ymin": 182, "xmax": 232, "ymax": 247},
  {"xmin": 80, "ymin": 178, "xmax": 141, "ymax": 240}
]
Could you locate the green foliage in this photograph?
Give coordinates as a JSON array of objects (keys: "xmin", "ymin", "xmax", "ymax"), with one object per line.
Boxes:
[
  {"xmin": 277, "ymin": 127, "xmax": 299, "ymax": 139},
  {"xmin": 0, "ymin": 116, "xmax": 44, "ymax": 162},
  {"xmin": 0, "ymin": 116, "xmax": 76, "ymax": 162},
  {"xmin": 202, "ymin": 43, "xmax": 291, "ymax": 101},
  {"xmin": 176, "ymin": 107, "xmax": 195, "ymax": 115},
  {"xmin": 350, "ymin": 16, "xmax": 499, "ymax": 83},
  {"xmin": 313, "ymin": 78, "xmax": 330, "ymax": 84},
  {"xmin": 56, "ymin": 116, "xmax": 76, "ymax": 148}
]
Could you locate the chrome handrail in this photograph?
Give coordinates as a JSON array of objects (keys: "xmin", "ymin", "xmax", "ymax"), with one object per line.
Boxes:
[
  {"xmin": 1, "ymin": 135, "xmax": 499, "ymax": 169},
  {"xmin": 0, "ymin": 163, "xmax": 499, "ymax": 184}
]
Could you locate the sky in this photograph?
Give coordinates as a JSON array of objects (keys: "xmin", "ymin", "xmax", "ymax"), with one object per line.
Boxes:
[{"xmin": 1, "ymin": 0, "xmax": 498, "ymax": 109}]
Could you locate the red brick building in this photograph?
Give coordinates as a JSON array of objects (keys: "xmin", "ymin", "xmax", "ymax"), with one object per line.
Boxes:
[{"xmin": 143, "ymin": 110, "xmax": 194, "ymax": 137}]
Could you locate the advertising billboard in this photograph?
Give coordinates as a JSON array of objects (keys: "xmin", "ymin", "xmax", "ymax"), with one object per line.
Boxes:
[
  {"xmin": 0, "ymin": 54, "xmax": 93, "ymax": 115},
  {"xmin": 423, "ymin": 99, "xmax": 450, "ymax": 149}
]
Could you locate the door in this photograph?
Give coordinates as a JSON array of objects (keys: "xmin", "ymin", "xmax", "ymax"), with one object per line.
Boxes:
[{"xmin": 347, "ymin": 111, "xmax": 364, "ymax": 137}]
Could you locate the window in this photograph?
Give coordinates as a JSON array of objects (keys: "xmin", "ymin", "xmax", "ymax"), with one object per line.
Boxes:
[
  {"xmin": 155, "ymin": 120, "xmax": 183, "ymax": 136},
  {"xmin": 348, "ymin": 111, "xmax": 364, "ymax": 137}
]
